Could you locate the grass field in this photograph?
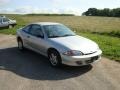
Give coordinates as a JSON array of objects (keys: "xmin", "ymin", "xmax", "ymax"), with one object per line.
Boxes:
[{"xmin": 0, "ymin": 15, "xmax": 120, "ymax": 61}]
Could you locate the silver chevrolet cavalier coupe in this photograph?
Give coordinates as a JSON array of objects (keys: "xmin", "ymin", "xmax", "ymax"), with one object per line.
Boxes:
[{"xmin": 17, "ymin": 22, "xmax": 102, "ymax": 67}]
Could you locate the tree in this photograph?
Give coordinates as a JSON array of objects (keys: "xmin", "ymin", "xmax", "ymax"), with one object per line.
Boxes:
[
  {"xmin": 82, "ymin": 8, "xmax": 120, "ymax": 17},
  {"xmin": 112, "ymin": 8, "xmax": 120, "ymax": 17},
  {"xmin": 83, "ymin": 8, "xmax": 98, "ymax": 16}
]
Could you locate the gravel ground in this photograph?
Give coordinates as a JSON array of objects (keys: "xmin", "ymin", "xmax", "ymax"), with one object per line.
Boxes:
[{"xmin": 0, "ymin": 34, "xmax": 120, "ymax": 90}]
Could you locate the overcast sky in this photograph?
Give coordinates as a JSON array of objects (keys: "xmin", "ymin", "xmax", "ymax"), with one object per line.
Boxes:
[{"xmin": 0, "ymin": 0, "xmax": 120, "ymax": 15}]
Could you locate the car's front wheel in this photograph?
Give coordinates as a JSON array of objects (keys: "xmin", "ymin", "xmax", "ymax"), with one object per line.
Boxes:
[
  {"xmin": 8, "ymin": 25, "xmax": 13, "ymax": 29},
  {"xmin": 48, "ymin": 50, "xmax": 62, "ymax": 67},
  {"xmin": 17, "ymin": 39, "xmax": 24, "ymax": 51}
]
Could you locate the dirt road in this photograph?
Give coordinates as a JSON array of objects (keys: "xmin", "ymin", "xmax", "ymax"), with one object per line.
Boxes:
[{"xmin": 0, "ymin": 34, "xmax": 120, "ymax": 90}]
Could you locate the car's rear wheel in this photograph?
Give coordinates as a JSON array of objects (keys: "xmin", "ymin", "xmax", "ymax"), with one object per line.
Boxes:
[
  {"xmin": 17, "ymin": 39, "xmax": 24, "ymax": 51},
  {"xmin": 48, "ymin": 50, "xmax": 62, "ymax": 67}
]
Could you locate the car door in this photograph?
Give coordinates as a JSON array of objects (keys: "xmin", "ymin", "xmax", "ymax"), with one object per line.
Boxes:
[
  {"xmin": 20, "ymin": 25, "xmax": 32, "ymax": 48},
  {"xmin": 2, "ymin": 18, "xmax": 9, "ymax": 27},
  {"xmin": 27, "ymin": 24, "xmax": 47, "ymax": 55}
]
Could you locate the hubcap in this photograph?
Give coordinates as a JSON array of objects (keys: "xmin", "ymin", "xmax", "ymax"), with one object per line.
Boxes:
[
  {"xmin": 18, "ymin": 41, "xmax": 23, "ymax": 49},
  {"xmin": 49, "ymin": 53, "xmax": 58, "ymax": 66}
]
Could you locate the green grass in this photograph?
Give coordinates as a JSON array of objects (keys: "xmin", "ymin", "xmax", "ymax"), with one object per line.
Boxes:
[
  {"xmin": 79, "ymin": 32, "xmax": 120, "ymax": 61},
  {"xmin": 0, "ymin": 15, "xmax": 120, "ymax": 61}
]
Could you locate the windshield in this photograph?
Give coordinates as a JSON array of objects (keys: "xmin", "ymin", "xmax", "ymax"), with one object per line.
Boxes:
[{"xmin": 43, "ymin": 24, "xmax": 76, "ymax": 38}]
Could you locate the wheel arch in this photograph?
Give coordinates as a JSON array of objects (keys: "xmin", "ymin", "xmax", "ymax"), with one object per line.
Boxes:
[
  {"xmin": 47, "ymin": 48, "xmax": 60, "ymax": 55},
  {"xmin": 17, "ymin": 36, "xmax": 22, "ymax": 41},
  {"xmin": 47, "ymin": 47, "xmax": 62, "ymax": 67}
]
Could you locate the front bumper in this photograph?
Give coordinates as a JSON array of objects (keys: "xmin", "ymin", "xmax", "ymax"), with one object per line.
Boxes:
[{"xmin": 61, "ymin": 49, "xmax": 102, "ymax": 66}]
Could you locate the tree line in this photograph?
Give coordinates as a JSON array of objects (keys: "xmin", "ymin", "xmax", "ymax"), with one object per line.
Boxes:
[
  {"xmin": 82, "ymin": 8, "xmax": 120, "ymax": 17},
  {"xmin": 25, "ymin": 14, "xmax": 75, "ymax": 16}
]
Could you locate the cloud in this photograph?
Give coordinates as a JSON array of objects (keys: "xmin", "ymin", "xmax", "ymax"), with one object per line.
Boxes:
[
  {"xmin": 0, "ymin": 0, "xmax": 10, "ymax": 5},
  {"xmin": 50, "ymin": 0, "xmax": 81, "ymax": 15},
  {"xmin": 51, "ymin": 0, "xmax": 71, "ymax": 8},
  {"xmin": 13, "ymin": 6, "xmax": 51, "ymax": 14},
  {"xmin": 0, "ymin": 6, "xmax": 81, "ymax": 15},
  {"xmin": 62, "ymin": 8, "xmax": 81, "ymax": 15},
  {"xmin": 52, "ymin": 0, "xmax": 69, "ymax": 4},
  {"xmin": 0, "ymin": 0, "xmax": 81, "ymax": 15}
]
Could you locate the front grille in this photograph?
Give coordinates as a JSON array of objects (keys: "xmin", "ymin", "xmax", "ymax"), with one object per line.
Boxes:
[
  {"xmin": 85, "ymin": 56, "xmax": 99, "ymax": 64},
  {"xmin": 85, "ymin": 60, "xmax": 94, "ymax": 64},
  {"xmin": 91, "ymin": 56, "xmax": 99, "ymax": 61}
]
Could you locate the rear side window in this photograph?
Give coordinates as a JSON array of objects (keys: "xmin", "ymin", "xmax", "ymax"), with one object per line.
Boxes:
[
  {"xmin": 22, "ymin": 25, "xmax": 31, "ymax": 33},
  {"xmin": 29, "ymin": 25, "xmax": 44, "ymax": 37},
  {"xmin": 0, "ymin": 18, "xmax": 2, "ymax": 23}
]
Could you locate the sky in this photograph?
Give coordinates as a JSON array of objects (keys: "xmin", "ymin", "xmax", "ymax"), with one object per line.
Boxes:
[{"xmin": 0, "ymin": 0, "xmax": 120, "ymax": 15}]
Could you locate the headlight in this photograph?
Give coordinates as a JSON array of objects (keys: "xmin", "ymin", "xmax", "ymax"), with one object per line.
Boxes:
[{"xmin": 63, "ymin": 50, "xmax": 83, "ymax": 56}]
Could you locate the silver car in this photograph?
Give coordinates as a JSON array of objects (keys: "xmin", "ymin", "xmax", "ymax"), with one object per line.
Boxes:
[
  {"xmin": 17, "ymin": 22, "xmax": 102, "ymax": 67},
  {"xmin": 0, "ymin": 16, "xmax": 16, "ymax": 29}
]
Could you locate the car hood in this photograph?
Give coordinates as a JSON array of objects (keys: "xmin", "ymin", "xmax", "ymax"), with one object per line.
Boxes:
[
  {"xmin": 49, "ymin": 35, "xmax": 99, "ymax": 54},
  {"xmin": 9, "ymin": 19, "xmax": 16, "ymax": 23}
]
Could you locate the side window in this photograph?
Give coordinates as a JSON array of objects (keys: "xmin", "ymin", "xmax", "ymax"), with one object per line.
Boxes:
[
  {"xmin": 3, "ymin": 18, "xmax": 9, "ymax": 22},
  {"xmin": 0, "ymin": 18, "xmax": 2, "ymax": 23},
  {"xmin": 30, "ymin": 25, "xmax": 44, "ymax": 37},
  {"xmin": 22, "ymin": 25, "xmax": 31, "ymax": 33}
]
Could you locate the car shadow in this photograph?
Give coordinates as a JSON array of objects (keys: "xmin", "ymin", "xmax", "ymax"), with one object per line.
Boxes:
[{"xmin": 0, "ymin": 47, "xmax": 92, "ymax": 80}]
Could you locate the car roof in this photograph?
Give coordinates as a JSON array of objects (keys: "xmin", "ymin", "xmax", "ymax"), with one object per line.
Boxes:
[
  {"xmin": 30, "ymin": 22, "xmax": 61, "ymax": 26},
  {"xmin": 0, "ymin": 17, "xmax": 3, "ymax": 19}
]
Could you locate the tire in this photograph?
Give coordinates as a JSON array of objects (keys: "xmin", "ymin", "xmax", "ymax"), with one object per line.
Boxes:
[
  {"xmin": 17, "ymin": 39, "xmax": 24, "ymax": 51},
  {"xmin": 48, "ymin": 50, "xmax": 62, "ymax": 67},
  {"xmin": 8, "ymin": 25, "xmax": 13, "ymax": 29}
]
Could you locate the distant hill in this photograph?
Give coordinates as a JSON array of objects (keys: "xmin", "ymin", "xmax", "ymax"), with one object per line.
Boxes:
[{"xmin": 25, "ymin": 14, "xmax": 75, "ymax": 16}]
